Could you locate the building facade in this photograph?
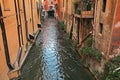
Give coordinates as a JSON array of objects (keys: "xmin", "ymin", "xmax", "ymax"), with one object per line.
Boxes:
[
  {"xmin": 59, "ymin": 0, "xmax": 120, "ymax": 74},
  {"xmin": 0, "ymin": 0, "xmax": 41, "ymax": 79},
  {"xmin": 94, "ymin": 0, "xmax": 120, "ymax": 59},
  {"xmin": 42, "ymin": 0, "xmax": 63, "ymax": 20},
  {"xmin": 61, "ymin": 0, "xmax": 94, "ymax": 46},
  {"xmin": 42, "ymin": 0, "xmax": 58, "ymax": 11},
  {"xmin": 61, "ymin": 0, "xmax": 120, "ymax": 59}
]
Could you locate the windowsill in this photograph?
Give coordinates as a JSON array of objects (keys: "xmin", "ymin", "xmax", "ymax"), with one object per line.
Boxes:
[
  {"xmin": 4, "ymin": 8, "xmax": 10, "ymax": 11},
  {"xmin": 102, "ymin": 11, "xmax": 105, "ymax": 13},
  {"xmin": 98, "ymin": 33, "xmax": 102, "ymax": 36}
]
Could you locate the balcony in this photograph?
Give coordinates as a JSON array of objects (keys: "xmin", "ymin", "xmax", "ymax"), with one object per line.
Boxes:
[{"xmin": 74, "ymin": 11, "xmax": 94, "ymax": 18}]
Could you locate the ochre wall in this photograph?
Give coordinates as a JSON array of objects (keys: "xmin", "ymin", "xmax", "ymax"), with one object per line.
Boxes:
[
  {"xmin": 94, "ymin": 0, "xmax": 116, "ymax": 58},
  {"xmin": 0, "ymin": 0, "xmax": 41, "ymax": 79},
  {"xmin": 109, "ymin": 0, "xmax": 120, "ymax": 57}
]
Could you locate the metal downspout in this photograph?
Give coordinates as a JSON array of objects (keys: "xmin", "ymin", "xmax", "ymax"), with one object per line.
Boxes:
[
  {"xmin": 14, "ymin": 0, "xmax": 21, "ymax": 47},
  {"xmin": 23, "ymin": 0, "xmax": 29, "ymax": 40},
  {"xmin": 17, "ymin": 0, "xmax": 24, "ymax": 45},
  {"xmin": 30, "ymin": 0, "xmax": 35, "ymax": 32},
  {"xmin": 0, "ymin": 6, "xmax": 14, "ymax": 70}
]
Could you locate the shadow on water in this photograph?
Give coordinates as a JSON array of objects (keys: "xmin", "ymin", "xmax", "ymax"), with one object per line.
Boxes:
[{"xmin": 20, "ymin": 18, "xmax": 95, "ymax": 80}]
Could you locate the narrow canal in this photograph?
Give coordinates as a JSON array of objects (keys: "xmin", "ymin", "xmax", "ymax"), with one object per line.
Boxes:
[{"xmin": 20, "ymin": 18, "xmax": 95, "ymax": 80}]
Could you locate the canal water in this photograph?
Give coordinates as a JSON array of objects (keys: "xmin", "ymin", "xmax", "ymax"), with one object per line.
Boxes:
[{"xmin": 20, "ymin": 19, "xmax": 95, "ymax": 80}]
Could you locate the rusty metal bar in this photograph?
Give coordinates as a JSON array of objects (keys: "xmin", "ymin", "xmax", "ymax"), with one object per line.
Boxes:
[{"xmin": 77, "ymin": 31, "xmax": 92, "ymax": 49}]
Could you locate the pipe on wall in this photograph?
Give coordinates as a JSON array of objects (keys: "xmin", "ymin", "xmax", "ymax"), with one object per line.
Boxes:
[{"xmin": 0, "ymin": 5, "xmax": 14, "ymax": 70}]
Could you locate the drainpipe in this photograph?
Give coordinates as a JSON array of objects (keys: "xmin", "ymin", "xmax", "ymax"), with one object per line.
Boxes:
[
  {"xmin": 17, "ymin": 0, "xmax": 24, "ymax": 45},
  {"xmin": 14, "ymin": 0, "xmax": 21, "ymax": 47},
  {"xmin": 14, "ymin": 0, "xmax": 23, "ymax": 66},
  {"xmin": 23, "ymin": 0, "xmax": 29, "ymax": 40},
  {"xmin": 30, "ymin": 0, "xmax": 35, "ymax": 32},
  {"xmin": 0, "ymin": 6, "xmax": 14, "ymax": 70}
]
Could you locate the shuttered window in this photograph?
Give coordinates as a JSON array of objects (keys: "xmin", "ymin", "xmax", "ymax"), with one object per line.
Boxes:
[{"xmin": 3, "ymin": 0, "xmax": 10, "ymax": 11}]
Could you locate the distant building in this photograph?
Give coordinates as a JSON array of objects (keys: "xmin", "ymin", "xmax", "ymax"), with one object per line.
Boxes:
[
  {"xmin": 42, "ymin": 0, "xmax": 61, "ymax": 19},
  {"xmin": 42, "ymin": 0, "xmax": 58, "ymax": 11}
]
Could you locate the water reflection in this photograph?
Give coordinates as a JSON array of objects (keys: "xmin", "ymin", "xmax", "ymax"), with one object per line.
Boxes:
[
  {"xmin": 20, "ymin": 19, "xmax": 94, "ymax": 80},
  {"xmin": 40, "ymin": 20, "xmax": 63, "ymax": 80}
]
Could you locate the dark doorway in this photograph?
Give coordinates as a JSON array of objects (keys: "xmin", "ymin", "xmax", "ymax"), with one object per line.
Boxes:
[{"xmin": 48, "ymin": 10, "xmax": 55, "ymax": 17}]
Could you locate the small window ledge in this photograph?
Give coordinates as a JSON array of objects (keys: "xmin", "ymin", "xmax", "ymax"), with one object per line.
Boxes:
[{"xmin": 4, "ymin": 8, "xmax": 10, "ymax": 11}]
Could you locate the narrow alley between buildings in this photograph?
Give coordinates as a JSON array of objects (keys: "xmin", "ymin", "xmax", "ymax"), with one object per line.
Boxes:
[{"xmin": 20, "ymin": 18, "xmax": 95, "ymax": 80}]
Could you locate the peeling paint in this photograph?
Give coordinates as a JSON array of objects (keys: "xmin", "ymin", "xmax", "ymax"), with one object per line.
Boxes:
[
  {"xmin": 113, "ymin": 46, "xmax": 120, "ymax": 54},
  {"xmin": 115, "ymin": 21, "xmax": 120, "ymax": 28}
]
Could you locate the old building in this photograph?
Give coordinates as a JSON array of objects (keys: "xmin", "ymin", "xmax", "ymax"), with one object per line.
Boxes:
[
  {"xmin": 0, "ymin": 0, "xmax": 41, "ymax": 79},
  {"xmin": 42, "ymin": 0, "xmax": 58, "ymax": 14},
  {"xmin": 42, "ymin": 0, "xmax": 49, "ymax": 11},
  {"xmin": 61, "ymin": 0, "xmax": 120, "ymax": 59},
  {"xmin": 94, "ymin": 0, "xmax": 120, "ymax": 59},
  {"xmin": 56, "ymin": 0, "xmax": 62, "ymax": 20},
  {"xmin": 41, "ymin": 0, "xmax": 63, "ymax": 20},
  {"xmin": 61, "ymin": 0, "xmax": 94, "ymax": 46}
]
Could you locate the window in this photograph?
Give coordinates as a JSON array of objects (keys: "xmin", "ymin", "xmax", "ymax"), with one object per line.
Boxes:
[
  {"xmin": 3, "ymin": 0, "xmax": 10, "ymax": 11},
  {"xmin": 74, "ymin": 3, "xmax": 80, "ymax": 14},
  {"xmin": 99, "ymin": 23, "xmax": 103, "ymax": 34},
  {"xmin": 102, "ymin": 0, "xmax": 107, "ymax": 12},
  {"xmin": 51, "ymin": 2, "xmax": 53, "ymax": 4}
]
